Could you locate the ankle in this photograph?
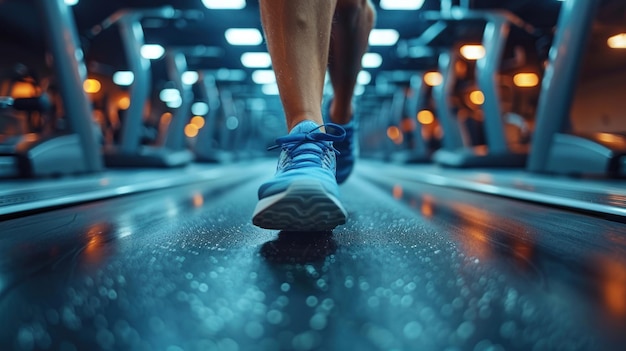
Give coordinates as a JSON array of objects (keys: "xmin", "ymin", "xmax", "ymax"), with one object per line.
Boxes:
[{"xmin": 330, "ymin": 101, "xmax": 353, "ymax": 125}]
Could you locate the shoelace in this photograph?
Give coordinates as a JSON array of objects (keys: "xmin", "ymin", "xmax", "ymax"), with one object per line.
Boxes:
[{"xmin": 268, "ymin": 123, "xmax": 346, "ymax": 170}]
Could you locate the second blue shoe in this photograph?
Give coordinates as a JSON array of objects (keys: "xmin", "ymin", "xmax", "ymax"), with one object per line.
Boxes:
[{"xmin": 324, "ymin": 100, "xmax": 357, "ymax": 184}]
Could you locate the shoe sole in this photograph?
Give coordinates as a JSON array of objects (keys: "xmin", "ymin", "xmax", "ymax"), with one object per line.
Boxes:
[{"xmin": 252, "ymin": 179, "xmax": 348, "ymax": 231}]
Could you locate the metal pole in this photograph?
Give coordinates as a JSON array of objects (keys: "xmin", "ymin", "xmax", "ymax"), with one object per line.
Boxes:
[
  {"xmin": 441, "ymin": 0, "xmax": 452, "ymax": 16},
  {"xmin": 164, "ymin": 51, "xmax": 192, "ymax": 150},
  {"xmin": 194, "ymin": 73, "xmax": 219, "ymax": 155},
  {"xmin": 118, "ymin": 15, "xmax": 151, "ymax": 154},
  {"xmin": 38, "ymin": 0, "xmax": 103, "ymax": 172},
  {"xmin": 409, "ymin": 73, "xmax": 427, "ymax": 155},
  {"xmin": 476, "ymin": 17, "xmax": 509, "ymax": 154},
  {"xmin": 433, "ymin": 51, "xmax": 464, "ymax": 149},
  {"xmin": 527, "ymin": 0, "xmax": 598, "ymax": 172}
]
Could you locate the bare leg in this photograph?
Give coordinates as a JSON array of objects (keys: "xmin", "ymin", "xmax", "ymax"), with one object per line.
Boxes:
[
  {"xmin": 259, "ymin": 0, "xmax": 338, "ymax": 131},
  {"xmin": 328, "ymin": 0, "xmax": 376, "ymax": 124}
]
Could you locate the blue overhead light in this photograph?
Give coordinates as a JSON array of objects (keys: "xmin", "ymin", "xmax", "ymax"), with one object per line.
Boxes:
[
  {"xmin": 252, "ymin": 70, "xmax": 276, "ymax": 84},
  {"xmin": 182, "ymin": 71, "xmax": 199, "ymax": 85},
  {"xmin": 159, "ymin": 88, "xmax": 180, "ymax": 103},
  {"xmin": 112, "ymin": 71, "xmax": 134, "ymax": 86},
  {"xmin": 202, "ymin": 0, "xmax": 246, "ymax": 9},
  {"xmin": 357, "ymin": 71, "xmax": 372, "ymax": 85},
  {"xmin": 262, "ymin": 83, "xmax": 279, "ymax": 95},
  {"xmin": 379, "ymin": 0, "xmax": 425, "ymax": 10},
  {"xmin": 241, "ymin": 52, "xmax": 272, "ymax": 68},
  {"xmin": 226, "ymin": 116, "xmax": 240, "ymax": 130},
  {"xmin": 225, "ymin": 28, "xmax": 263, "ymax": 45},
  {"xmin": 362, "ymin": 53, "xmax": 383, "ymax": 68},
  {"xmin": 369, "ymin": 29, "xmax": 400, "ymax": 46},
  {"xmin": 191, "ymin": 102, "xmax": 210, "ymax": 115},
  {"xmin": 65, "ymin": 0, "xmax": 79, "ymax": 6},
  {"xmin": 141, "ymin": 44, "xmax": 165, "ymax": 59}
]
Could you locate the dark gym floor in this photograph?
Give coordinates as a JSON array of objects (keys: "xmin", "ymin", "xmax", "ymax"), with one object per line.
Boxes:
[{"xmin": 1, "ymin": 161, "xmax": 625, "ymax": 351}]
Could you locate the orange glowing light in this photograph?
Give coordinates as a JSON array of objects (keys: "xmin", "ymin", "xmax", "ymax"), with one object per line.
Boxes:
[
  {"xmin": 392, "ymin": 185, "xmax": 403, "ymax": 199},
  {"xmin": 387, "ymin": 125, "xmax": 401, "ymax": 141},
  {"xmin": 161, "ymin": 112, "xmax": 173, "ymax": 125},
  {"xmin": 599, "ymin": 257, "xmax": 626, "ymax": 317},
  {"xmin": 185, "ymin": 124, "xmax": 199, "ymax": 137},
  {"xmin": 117, "ymin": 96, "xmax": 130, "ymax": 110},
  {"xmin": 513, "ymin": 73, "xmax": 539, "ymax": 88},
  {"xmin": 607, "ymin": 33, "xmax": 626, "ymax": 49},
  {"xmin": 190, "ymin": 116, "xmax": 206, "ymax": 129},
  {"xmin": 469, "ymin": 90, "xmax": 485, "ymax": 105},
  {"xmin": 421, "ymin": 195, "xmax": 434, "ymax": 218},
  {"xmin": 423, "ymin": 71, "xmax": 443, "ymax": 87},
  {"xmin": 83, "ymin": 224, "xmax": 108, "ymax": 263},
  {"xmin": 83, "ymin": 79, "xmax": 101, "ymax": 94},
  {"xmin": 460, "ymin": 44, "xmax": 486, "ymax": 60},
  {"xmin": 417, "ymin": 110, "xmax": 435, "ymax": 125},
  {"xmin": 10, "ymin": 82, "xmax": 36, "ymax": 98},
  {"xmin": 192, "ymin": 193, "xmax": 204, "ymax": 207}
]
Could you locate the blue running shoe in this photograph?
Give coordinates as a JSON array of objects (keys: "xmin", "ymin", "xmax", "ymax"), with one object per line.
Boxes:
[
  {"xmin": 252, "ymin": 120, "xmax": 348, "ymax": 231},
  {"xmin": 333, "ymin": 120, "xmax": 357, "ymax": 184},
  {"xmin": 324, "ymin": 100, "xmax": 357, "ymax": 184}
]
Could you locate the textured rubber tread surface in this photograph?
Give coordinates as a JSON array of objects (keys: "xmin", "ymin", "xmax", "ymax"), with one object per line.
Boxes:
[{"xmin": 252, "ymin": 179, "xmax": 347, "ymax": 231}]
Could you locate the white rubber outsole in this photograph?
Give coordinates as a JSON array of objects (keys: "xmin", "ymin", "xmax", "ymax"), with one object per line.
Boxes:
[{"xmin": 252, "ymin": 180, "xmax": 348, "ymax": 231}]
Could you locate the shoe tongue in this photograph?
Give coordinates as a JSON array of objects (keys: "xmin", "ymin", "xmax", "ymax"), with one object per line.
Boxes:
[{"xmin": 290, "ymin": 120, "xmax": 320, "ymax": 135}]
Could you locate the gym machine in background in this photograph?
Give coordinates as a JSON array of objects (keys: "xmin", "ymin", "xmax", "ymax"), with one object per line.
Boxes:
[
  {"xmin": 87, "ymin": 7, "xmax": 194, "ymax": 168},
  {"xmin": 528, "ymin": 0, "xmax": 626, "ymax": 177},
  {"xmin": 0, "ymin": 0, "xmax": 103, "ymax": 178},
  {"xmin": 412, "ymin": 2, "xmax": 541, "ymax": 168}
]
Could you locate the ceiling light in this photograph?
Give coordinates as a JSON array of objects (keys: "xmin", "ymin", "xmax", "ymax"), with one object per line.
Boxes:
[
  {"xmin": 241, "ymin": 52, "xmax": 272, "ymax": 68},
  {"xmin": 423, "ymin": 71, "xmax": 443, "ymax": 86},
  {"xmin": 184, "ymin": 124, "xmax": 199, "ymax": 137},
  {"xmin": 252, "ymin": 70, "xmax": 276, "ymax": 84},
  {"xmin": 65, "ymin": 0, "xmax": 79, "ymax": 5},
  {"xmin": 225, "ymin": 28, "xmax": 263, "ymax": 45},
  {"xmin": 379, "ymin": 0, "xmax": 425, "ymax": 10},
  {"xmin": 141, "ymin": 44, "xmax": 165, "ymax": 60},
  {"xmin": 608, "ymin": 33, "xmax": 626, "ymax": 49},
  {"xmin": 117, "ymin": 96, "xmax": 130, "ymax": 110},
  {"xmin": 357, "ymin": 71, "xmax": 372, "ymax": 85},
  {"xmin": 191, "ymin": 116, "xmax": 205, "ymax": 128},
  {"xmin": 513, "ymin": 73, "xmax": 539, "ymax": 87},
  {"xmin": 369, "ymin": 29, "xmax": 400, "ymax": 46},
  {"xmin": 113, "ymin": 71, "xmax": 134, "ymax": 86},
  {"xmin": 159, "ymin": 88, "xmax": 180, "ymax": 102},
  {"xmin": 191, "ymin": 102, "xmax": 210, "ymax": 116},
  {"xmin": 226, "ymin": 116, "xmax": 239, "ymax": 130},
  {"xmin": 469, "ymin": 90, "xmax": 485, "ymax": 105},
  {"xmin": 83, "ymin": 79, "xmax": 101, "ymax": 94},
  {"xmin": 166, "ymin": 96, "xmax": 183, "ymax": 108},
  {"xmin": 262, "ymin": 83, "xmax": 279, "ymax": 95},
  {"xmin": 417, "ymin": 110, "xmax": 435, "ymax": 125},
  {"xmin": 362, "ymin": 53, "xmax": 383, "ymax": 68},
  {"xmin": 459, "ymin": 45, "xmax": 486, "ymax": 60},
  {"xmin": 182, "ymin": 71, "xmax": 199, "ymax": 85},
  {"xmin": 202, "ymin": 0, "xmax": 246, "ymax": 9}
]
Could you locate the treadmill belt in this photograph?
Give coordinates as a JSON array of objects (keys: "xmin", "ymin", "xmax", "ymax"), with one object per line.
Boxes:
[{"xmin": 0, "ymin": 163, "xmax": 624, "ymax": 350}]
